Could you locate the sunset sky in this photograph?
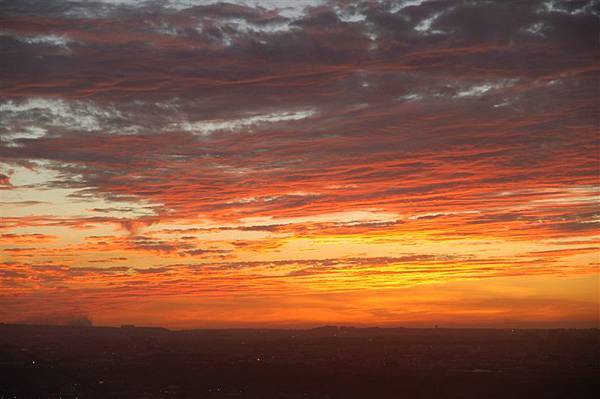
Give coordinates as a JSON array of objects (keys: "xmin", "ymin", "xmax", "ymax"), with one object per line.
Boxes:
[{"xmin": 0, "ymin": 0, "xmax": 598, "ymax": 329}]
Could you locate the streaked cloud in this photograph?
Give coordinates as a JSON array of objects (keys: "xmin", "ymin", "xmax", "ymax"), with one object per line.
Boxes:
[
  {"xmin": 0, "ymin": 0, "xmax": 597, "ymax": 328},
  {"xmin": 175, "ymin": 109, "xmax": 316, "ymax": 136}
]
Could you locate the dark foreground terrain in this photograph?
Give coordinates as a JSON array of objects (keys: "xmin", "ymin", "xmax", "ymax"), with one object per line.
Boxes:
[{"xmin": 0, "ymin": 324, "xmax": 598, "ymax": 398}]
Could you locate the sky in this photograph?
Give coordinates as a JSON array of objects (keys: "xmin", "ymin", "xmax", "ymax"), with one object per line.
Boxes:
[{"xmin": 0, "ymin": 0, "xmax": 598, "ymax": 329}]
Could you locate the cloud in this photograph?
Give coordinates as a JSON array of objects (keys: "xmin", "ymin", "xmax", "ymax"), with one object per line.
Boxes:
[
  {"xmin": 0, "ymin": 98, "xmax": 124, "ymax": 135},
  {"xmin": 0, "ymin": 31, "xmax": 73, "ymax": 48},
  {"xmin": 175, "ymin": 109, "xmax": 316, "ymax": 136},
  {"xmin": 0, "ymin": 173, "xmax": 11, "ymax": 187},
  {"xmin": 537, "ymin": 0, "xmax": 599, "ymax": 16},
  {"xmin": 0, "ymin": 0, "xmax": 597, "ymax": 327},
  {"xmin": 454, "ymin": 80, "xmax": 516, "ymax": 98},
  {"xmin": 414, "ymin": 11, "xmax": 446, "ymax": 34},
  {"xmin": 0, "ymin": 233, "xmax": 58, "ymax": 244},
  {"xmin": 391, "ymin": 0, "xmax": 429, "ymax": 13}
]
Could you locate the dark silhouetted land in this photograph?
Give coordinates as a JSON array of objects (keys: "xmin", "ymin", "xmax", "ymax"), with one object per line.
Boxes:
[{"xmin": 0, "ymin": 323, "xmax": 598, "ymax": 398}]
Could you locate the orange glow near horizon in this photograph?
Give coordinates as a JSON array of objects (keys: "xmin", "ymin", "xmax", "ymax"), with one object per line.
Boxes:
[{"xmin": 1, "ymin": 0, "xmax": 598, "ymax": 329}]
